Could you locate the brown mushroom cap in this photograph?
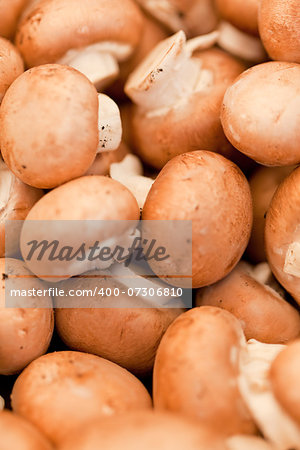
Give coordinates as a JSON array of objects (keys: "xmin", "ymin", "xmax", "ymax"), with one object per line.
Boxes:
[
  {"xmin": 130, "ymin": 48, "xmax": 245, "ymax": 169},
  {"xmin": 215, "ymin": 0, "xmax": 259, "ymax": 35},
  {"xmin": 0, "ymin": 160, "xmax": 43, "ymax": 257},
  {"xmin": 265, "ymin": 166, "xmax": 300, "ymax": 304},
  {"xmin": 55, "ymin": 274, "xmax": 184, "ymax": 374},
  {"xmin": 11, "ymin": 351, "xmax": 152, "ymax": 446},
  {"xmin": 0, "ymin": 64, "xmax": 99, "ymax": 189},
  {"xmin": 259, "ymin": 0, "xmax": 300, "ymax": 64},
  {"xmin": 0, "ymin": 37, "xmax": 24, "ymax": 103},
  {"xmin": 15, "ymin": 0, "xmax": 143, "ymax": 67},
  {"xmin": 0, "ymin": 0, "xmax": 28, "ymax": 39},
  {"xmin": 221, "ymin": 61, "xmax": 300, "ymax": 166},
  {"xmin": 142, "ymin": 151, "xmax": 252, "ymax": 288},
  {"xmin": 196, "ymin": 261, "xmax": 300, "ymax": 344},
  {"xmin": 0, "ymin": 410, "xmax": 53, "ymax": 450},
  {"xmin": 153, "ymin": 306, "xmax": 256, "ymax": 435},
  {"xmin": 247, "ymin": 165, "xmax": 295, "ymax": 263},
  {"xmin": 0, "ymin": 258, "xmax": 53, "ymax": 375},
  {"xmin": 58, "ymin": 410, "xmax": 224, "ymax": 450},
  {"xmin": 270, "ymin": 339, "xmax": 300, "ymax": 426}
]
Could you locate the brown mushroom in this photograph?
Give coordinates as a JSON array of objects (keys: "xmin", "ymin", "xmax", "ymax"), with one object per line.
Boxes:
[
  {"xmin": 142, "ymin": 151, "xmax": 252, "ymax": 288},
  {"xmin": 270, "ymin": 339, "xmax": 300, "ymax": 427},
  {"xmin": 0, "ymin": 65, "xmax": 122, "ymax": 189},
  {"xmin": 196, "ymin": 261, "xmax": 300, "ymax": 344},
  {"xmin": 0, "ymin": 159, "xmax": 43, "ymax": 257},
  {"xmin": 58, "ymin": 410, "xmax": 224, "ymax": 450},
  {"xmin": 0, "ymin": 0, "xmax": 28, "ymax": 40},
  {"xmin": 247, "ymin": 165, "xmax": 295, "ymax": 263},
  {"xmin": 136, "ymin": 0, "xmax": 218, "ymax": 37},
  {"xmin": 125, "ymin": 31, "xmax": 246, "ymax": 169},
  {"xmin": 221, "ymin": 61, "xmax": 300, "ymax": 166},
  {"xmin": 0, "ymin": 258, "xmax": 53, "ymax": 375},
  {"xmin": 85, "ymin": 142, "xmax": 130, "ymax": 176},
  {"xmin": 265, "ymin": 166, "xmax": 300, "ymax": 305},
  {"xmin": 153, "ymin": 306, "xmax": 256, "ymax": 435},
  {"xmin": 0, "ymin": 410, "xmax": 53, "ymax": 450},
  {"xmin": 215, "ymin": 0, "xmax": 259, "ymax": 35},
  {"xmin": 16, "ymin": 0, "xmax": 144, "ymax": 89},
  {"xmin": 11, "ymin": 351, "xmax": 152, "ymax": 446},
  {"xmin": 0, "ymin": 37, "xmax": 24, "ymax": 103},
  {"xmin": 259, "ymin": 0, "xmax": 300, "ymax": 64}
]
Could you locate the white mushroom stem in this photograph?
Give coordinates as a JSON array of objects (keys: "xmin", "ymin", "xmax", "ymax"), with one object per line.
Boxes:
[
  {"xmin": 0, "ymin": 395, "xmax": 4, "ymax": 410},
  {"xmin": 125, "ymin": 30, "xmax": 216, "ymax": 111},
  {"xmin": 136, "ymin": 0, "xmax": 186, "ymax": 33},
  {"xmin": 217, "ymin": 22, "xmax": 266, "ymax": 62},
  {"xmin": 110, "ymin": 154, "xmax": 154, "ymax": 208},
  {"xmin": 57, "ymin": 41, "xmax": 133, "ymax": 90},
  {"xmin": 284, "ymin": 242, "xmax": 300, "ymax": 277},
  {"xmin": 239, "ymin": 339, "xmax": 300, "ymax": 448},
  {"xmin": 97, "ymin": 94, "xmax": 122, "ymax": 153},
  {"xmin": 0, "ymin": 162, "xmax": 13, "ymax": 211}
]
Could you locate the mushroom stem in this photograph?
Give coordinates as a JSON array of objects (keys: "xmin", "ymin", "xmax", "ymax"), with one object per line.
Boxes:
[
  {"xmin": 284, "ymin": 242, "xmax": 300, "ymax": 277},
  {"xmin": 110, "ymin": 154, "xmax": 154, "ymax": 208},
  {"xmin": 0, "ymin": 163, "xmax": 13, "ymax": 211},
  {"xmin": 0, "ymin": 395, "xmax": 4, "ymax": 410},
  {"xmin": 136, "ymin": 0, "xmax": 185, "ymax": 33},
  {"xmin": 58, "ymin": 42, "xmax": 133, "ymax": 90},
  {"xmin": 125, "ymin": 30, "xmax": 215, "ymax": 112},
  {"xmin": 217, "ymin": 22, "xmax": 266, "ymax": 62},
  {"xmin": 97, "ymin": 94, "xmax": 122, "ymax": 153}
]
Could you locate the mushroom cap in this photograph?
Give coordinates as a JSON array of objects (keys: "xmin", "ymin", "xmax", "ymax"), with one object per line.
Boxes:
[
  {"xmin": 0, "ymin": 258, "xmax": 53, "ymax": 375},
  {"xmin": 215, "ymin": 0, "xmax": 259, "ymax": 35},
  {"xmin": 142, "ymin": 151, "xmax": 252, "ymax": 288},
  {"xmin": 259, "ymin": 0, "xmax": 300, "ymax": 63},
  {"xmin": 15, "ymin": 0, "xmax": 143, "ymax": 67},
  {"xmin": 85, "ymin": 142, "xmax": 130, "ymax": 176},
  {"xmin": 0, "ymin": 0, "xmax": 28, "ymax": 39},
  {"xmin": 0, "ymin": 37, "xmax": 24, "ymax": 103},
  {"xmin": 0, "ymin": 410, "xmax": 53, "ymax": 450},
  {"xmin": 247, "ymin": 165, "xmax": 295, "ymax": 263},
  {"xmin": 0, "ymin": 64, "xmax": 99, "ymax": 189},
  {"xmin": 265, "ymin": 166, "xmax": 300, "ymax": 304},
  {"xmin": 58, "ymin": 410, "xmax": 224, "ymax": 450},
  {"xmin": 153, "ymin": 306, "xmax": 256, "ymax": 435},
  {"xmin": 0, "ymin": 160, "xmax": 43, "ymax": 257},
  {"xmin": 130, "ymin": 48, "xmax": 245, "ymax": 169},
  {"xmin": 11, "ymin": 351, "xmax": 152, "ymax": 446},
  {"xmin": 221, "ymin": 61, "xmax": 300, "ymax": 166},
  {"xmin": 55, "ymin": 275, "xmax": 183, "ymax": 374},
  {"xmin": 196, "ymin": 261, "xmax": 300, "ymax": 344},
  {"xmin": 270, "ymin": 339, "xmax": 300, "ymax": 426}
]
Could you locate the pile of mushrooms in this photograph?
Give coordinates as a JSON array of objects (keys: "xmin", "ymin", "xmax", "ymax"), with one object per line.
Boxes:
[{"xmin": 0, "ymin": 0, "xmax": 299, "ymax": 448}]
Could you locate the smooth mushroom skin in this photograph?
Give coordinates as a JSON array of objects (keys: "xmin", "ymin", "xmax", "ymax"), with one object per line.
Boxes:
[
  {"xmin": 0, "ymin": 160, "xmax": 43, "ymax": 257},
  {"xmin": 142, "ymin": 151, "xmax": 252, "ymax": 288},
  {"xmin": 55, "ymin": 274, "xmax": 184, "ymax": 374},
  {"xmin": 153, "ymin": 306, "xmax": 256, "ymax": 435},
  {"xmin": 247, "ymin": 165, "xmax": 295, "ymax": 263},
  {"xmin": 128, "ymin": 48, "xmax": 246, "ymax": 169},
  {"xmin": 136, "ymin": 0, "xmax": 218, "ymax": 37},
  {"xmin": 196, "ymin": 261, "xmax": 300, "ymax": 344},
  {"xmin": 259, "ymin": 0, "xmax": 300, "ymax": 64},
  {"xmin": 15, "ymin": 0, "xmax": 143, "ymax": 88},
  {"xmin": 270, "ymin": 339, "xmax": 300, "ymax": 426},
  {"xmin": 58, "ymin": 411, "xmax": 224, "ymax": 450},
  {"xmin": 11, "ymin": 351, "xmax": 152, "ymax": 446},
  {"xmin": 265, "ymin": 166, "xmax": 300, "ymax": 305},
  {"xmin": 0, "ymin": 410, "xmax": 53, "ymax": 450},
  {"xmin": 20, "ymin": 176, "xmax": 140, "ymax": 280},
  {"xmin": 215, "ymin": 0, "xmax": 259, "ymax": 35},
  {"xmin": 0, "ymin": 0, "xmax": 28, "ymax": 39},
  {"xmin": 0, "ymin": 64, "xmax": 99, "ymax": 189},
  {"xmin": 221, "ymin": 62, "xmax": 300, "ymax": 166},
  {"xmin": 0, "ymin": 37, "xmax": 24, "ymax": 103},
  {"xmin": 0, "ymin": 258, "xmax": 53, "ymax": 375},
  {"xmin": 85, "ymin": 142, "xmax": 130, "ymax": 176}
]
